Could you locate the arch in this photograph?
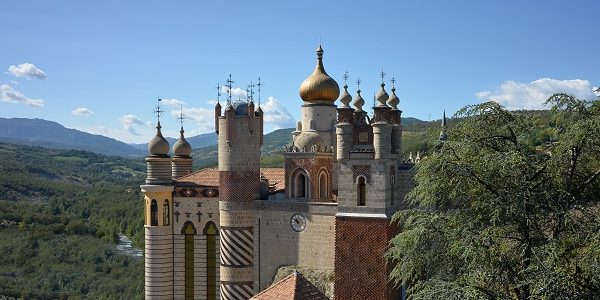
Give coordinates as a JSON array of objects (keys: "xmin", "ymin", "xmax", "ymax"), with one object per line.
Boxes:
[
  {"xmin": 318, "ymin": 169, "xmax": 328, "ymax": 199},
  {"xmin": 182, "ymin": 221, "xmax": 196, "ymax": 300},
  {"xmin": 162, "ymin": 200, "xmax": 170, "ymax": 226},
  {"xmin": 203, "ymin": 221, "xmax": 218, "ymax": 300},
  {"xmin": 150, "ymin": 200, "xmax": 158, "ymax": 226},
  {"xmin": 357, "ymin": 176, "xmax": 366, "ymax": 206},
  {"xmin": 291, "ymin": 168, "xmax": 309, "ymax": 199}
]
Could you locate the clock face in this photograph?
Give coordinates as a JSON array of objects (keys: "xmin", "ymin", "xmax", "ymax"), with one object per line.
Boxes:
[{"xmin": 290, "ymin": 213, "xmax": 307, "ymax": 232}]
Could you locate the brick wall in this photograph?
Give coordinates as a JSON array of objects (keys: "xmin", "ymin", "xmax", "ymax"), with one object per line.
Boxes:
[{"xmin": 334, "ymin": 216, "xmax": 400, "ymax": 300}]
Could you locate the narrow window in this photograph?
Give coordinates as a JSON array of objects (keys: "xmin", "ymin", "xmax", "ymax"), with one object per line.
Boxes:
[
  {"xmin": 150, "ymin": 200, "xmax": 158, "ymax": 226},
  {"xmin": 163, "ymin": 200, "xmax": 169, "ymax": 226},
  {"xmin": 319, "ymin": 172, "xmax": 327, "ymax": 199},
  {"xmin": 391, "ymin": 175, "xmax": 396, "ymax": 206},
  {"xmin": 357, "ymin": 177, "xmax": 366, "ymax": 206},
  {"xmin": 183, "ymin": 222, "xmax": 196, "ymax": 300},
  {"xmin": 296, "ymin": 173, "xmax": 306, "ymax": 198},
  {"xmin": 204, "ymin": 222, "xmax": 218, "ymax": 300}
]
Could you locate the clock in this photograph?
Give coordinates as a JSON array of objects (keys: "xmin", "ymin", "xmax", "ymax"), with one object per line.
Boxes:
[{"xmin": 290, "ymin": 213, "xmax": 307, "ymax": 232}]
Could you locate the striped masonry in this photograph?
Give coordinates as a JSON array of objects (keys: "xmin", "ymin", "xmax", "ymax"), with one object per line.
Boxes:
[
  {"xmin": 220, "ymin": 226, "xmax": 253, "ymax": 267},
  {"xmin": 220, "ymin": 281, "xmax": 254, "ymax": 300},
  {"xmin": 144, "ymin": 226, "xmax": 173, "ymax": 300}
]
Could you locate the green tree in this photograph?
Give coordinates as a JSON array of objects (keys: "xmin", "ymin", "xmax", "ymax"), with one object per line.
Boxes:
[{"xmin": 388, "ymin": 94, "xmax": 600, "ymax": 299}]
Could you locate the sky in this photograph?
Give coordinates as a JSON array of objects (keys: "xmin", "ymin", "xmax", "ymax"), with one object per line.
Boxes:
[{"xmin": 1, "ymin": 0, "xmax": 599, "ymax": 143}]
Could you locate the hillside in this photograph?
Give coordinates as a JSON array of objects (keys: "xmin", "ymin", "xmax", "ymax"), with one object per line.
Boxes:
[
  {"xmin": 0, "ymin": 118, "xmax": 145, "ymax": 157},
  {"xmin": 0, "ymin": 143, "xmax": 145, "ymax": 299}
]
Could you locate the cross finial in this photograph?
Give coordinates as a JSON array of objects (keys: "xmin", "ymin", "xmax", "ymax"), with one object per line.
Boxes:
[
  {"xmin": 153, "ymin": 97, "xmax": 164, "ymax": 124},
  {"xmin": 248, "ymin": 81, "xmax": 255, "ymax": 102},
  {"xmin": 216, "ymin": 82, "xmax": 221, "ymax": 104},
  {"xmin": 390, "ymin": 76, "xmax": 396, "ymax": 88},
  {"xmin": 356, "ymin": 77, "xmax": 361, "ymax": 92},
  {"xmin": 226, "ymin": 74, "xmax": 234, "ymax": 105},
  {"xmin": 343, "ymin": 71, "xmax": 349, "ymax": 86},
  {"xmin": 176, "ymin": 104, "xmax": 186, "ymax": 127},
  {"xmin": 257, "ymin": 77, "xmax": 262, "ymax": 107},
  {"xmin": 379, "ymin": 69, "xmax": 386, "ymax": 84}
]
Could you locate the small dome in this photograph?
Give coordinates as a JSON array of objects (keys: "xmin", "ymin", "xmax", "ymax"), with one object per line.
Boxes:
[
  {"xmin": 388, "ymin": 87, "xmax": 399, "ymax": 109},
  {"xmin": 353, "ymin": 90, "xmax": 365, "ymax": 111},
  {"xmin": 375, "ymin": 83, "xmax": 389, "ymax": 107},
  {"xmin": 299, "ymin": 46, "xmax": 340, "ymax": 103},
  {"xmin": 293, "ymin": 130, "xmax": 325, "ymax": 151},
  {"xmin": 338, "ymin": 85, "xmax": 352, "ymax": 108},
  {"xmin": 148, "ymin": 122, "xmax": 170, "ymax": 156},
  {"xmin": 173, "ymin": 127, "xmax": 192, "ymax": 156},
  {"xmin": 232, "ymin": 100, "xmax": 249, "ymax": 116}
]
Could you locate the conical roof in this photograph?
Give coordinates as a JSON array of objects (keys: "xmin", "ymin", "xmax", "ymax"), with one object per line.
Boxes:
[{"xmin": 251, "ymin": 271, "xmax": 329, "ymax": 300}]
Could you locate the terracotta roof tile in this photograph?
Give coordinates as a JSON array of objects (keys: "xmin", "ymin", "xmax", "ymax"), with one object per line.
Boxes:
[
  {"xmin": 251, "ymin": 271, "xmax": 329, "ymax": 300},
  {"xmin": 175, "ymin": 167, "xmax": 285, "ymax": 191}
]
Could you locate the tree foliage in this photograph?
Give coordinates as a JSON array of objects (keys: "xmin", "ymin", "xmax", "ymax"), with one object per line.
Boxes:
[{"xmin": 389, "ymin": 95, "xmax": 600, "ymax": 299}]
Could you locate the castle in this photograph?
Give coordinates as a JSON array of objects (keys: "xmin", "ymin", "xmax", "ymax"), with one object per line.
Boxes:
[{"xmin": 140, "ymin": 46, "xmax": 416, "ymax": 300}]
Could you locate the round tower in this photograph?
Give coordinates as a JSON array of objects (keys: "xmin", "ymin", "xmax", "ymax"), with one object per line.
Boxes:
[
  {"xmin": 217, "ymin": 99, "xmax": 262, "ymax": 299},
  {"xmin": 142, "ymin": 120, "xmax": 174, "ymax": 299}
]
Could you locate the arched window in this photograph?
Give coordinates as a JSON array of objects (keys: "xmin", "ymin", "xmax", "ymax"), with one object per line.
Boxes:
[
  {"xmin": 203, "ymin": 222, "xmax": 218, "ymax": 300},
  {"xmin": 150, "ymin": 200, "xmax": 158, "ymax": 226},
  {"xmin": 293, "ymin": 169, "xmax": 309, "ymax": 198},
  {"xmin": 182, "ymin": 221, "xmax": 197, "ymax": 300},
  {"xmin": 163, "ymin": 200, "xmax": 169, "ymax": 226},
  {"xmin": 319, "ymin": 171, "xmax": 328, "ymax": 199},
  {"xmin": 357, "ymin": 176, "xmax": 366, "ymax": 206}
]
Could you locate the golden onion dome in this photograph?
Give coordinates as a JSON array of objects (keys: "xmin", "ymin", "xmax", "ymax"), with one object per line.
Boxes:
[{"xmin": 299, "ymin": 45, "xmax": 340, "ymax": 103}]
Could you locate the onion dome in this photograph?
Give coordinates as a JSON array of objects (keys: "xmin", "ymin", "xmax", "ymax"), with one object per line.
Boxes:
[
  {"xmin": 388, "ymin": 87, "xmax": 399, "ymax": 109},
  {"xmin": 375, "ymin": 83, "xmax": 389, "ymax": 107},
  {"xmin": 173, "ymin": 127, "xmax": 192, "ymax": 156},
  {"xmin": 148, "ymin": 122, "xmax": 170, "ymax": 156},
  {"xmin": 352, "ymin": 89, "xmax": 365, "ymax": 111},
  {"xmin": 293, "ymin": 130, "xmax": 325, "ymax": 151},
  {"xmin": 299, "ymin": 45, "xmax": 340, "ymax": 103},
  {"xmin": 338, "ymin": 84, "xmax": 352, "ymax": 108}
]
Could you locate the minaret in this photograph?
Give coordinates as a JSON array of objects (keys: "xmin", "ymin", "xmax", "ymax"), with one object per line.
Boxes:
[
  {"xmin": 217, "ymin": 79, "xmax": 262, "ymax": 299},
  {"xmin": 439, "ymin": 110, "xmax": 448, "ymax": 141},
  {"xmin": 141, "ymin": 98, "xmax": 175, "ymax": 299}
]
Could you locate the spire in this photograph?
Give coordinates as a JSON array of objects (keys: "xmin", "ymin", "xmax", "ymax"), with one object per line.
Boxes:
[
  {"xmin": 148, "ymin": 98, "xmax": 169, "ymax": 156},
  {"xmin": 257, "ymin": 77, "xmax": 262, "ymax": 107},
  {"xmin": 439, "ymin": 110, "xmax": 448, "ymax": 141},
  {"xmin": 226, "ymin": 74, "xmax": 234, "ymax": 105}
]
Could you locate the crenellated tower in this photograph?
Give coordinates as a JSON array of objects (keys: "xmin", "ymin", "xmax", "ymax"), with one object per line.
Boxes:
[{"xmin": 216, "ymin": 95, "xmax": 263, "ymax": 299}]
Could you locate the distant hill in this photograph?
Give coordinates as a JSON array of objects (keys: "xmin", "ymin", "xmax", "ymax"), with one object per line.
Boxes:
[
  {"xmin": 0, "ymin": 118, "xmax": 145, "ymax": 157},
  {"xmin": 129, "ymin": 132, "xmax": 217, "ymax": 152}
]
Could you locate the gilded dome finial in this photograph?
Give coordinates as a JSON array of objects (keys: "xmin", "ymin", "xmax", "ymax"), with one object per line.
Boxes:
[{"xmin": 299, "ymin": 45, "xmax": 340, "ymax": 103}]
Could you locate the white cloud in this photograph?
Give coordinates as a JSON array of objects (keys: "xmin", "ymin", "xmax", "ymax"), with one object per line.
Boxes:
[
  {"xmin": 221, "ymin": 86, "xmax": 247, "ymax": 100},
  {"xmin": 0, "ymin": 84, "xmax": 44, "ymax": 107},
  {"xmin": 162, "ymin": 98, "xmax": 186, "ymax": 106},
  {"xmin": 170, "ymin": 107, "xmax": 214, "ymax": 133},
  {"xmin": 207, "ymin": 99, "xmax": 218, "ymax": 106},
  {"xmin": 261, "ymin": 96, "xmax": 295, "ymax": 129},
  {"xmin": 120, "ymin": 114, "xmax": 144, "ymax": 136},
  {"xmin": 72, "ymin": 107, "xmax": 93, "ymax": 116},
  {"xmin": 7, "ymin": 63, "xmax": 47, "ymax": 80},
  {"xmin": 476, "ymin": 78, "xmax": 597, "ymax": 110}
]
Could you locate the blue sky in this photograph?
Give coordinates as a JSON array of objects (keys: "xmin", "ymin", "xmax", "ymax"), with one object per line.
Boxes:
[{"xmin": 1, "ymin": 0, "xmax": 598, "ymax": 143}]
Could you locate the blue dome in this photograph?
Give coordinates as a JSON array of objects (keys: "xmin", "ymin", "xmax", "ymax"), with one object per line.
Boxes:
[{"xmin": 232, "ymin": 100, "xmax": 248, "ymax": 116}]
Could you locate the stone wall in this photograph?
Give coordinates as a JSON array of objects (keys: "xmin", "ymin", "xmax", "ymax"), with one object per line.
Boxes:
[{"xmin": 253, "ymin": 200, "xmax": 337, "ymax": 291}]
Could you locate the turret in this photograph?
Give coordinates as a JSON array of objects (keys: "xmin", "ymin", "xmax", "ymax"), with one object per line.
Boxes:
[
  {"xmin": 217, "ymin": 96, "xmax": 262, "ymax": 299},
  {"xmin": 388, "ymin": 83, "xmax": 402, "ymax": 155},
  {"xmin": 336, "ymin": 82, "xmax": 354, "ymax": 159},
  {"xmin": 145, "ymin": 122, "xmax": 172, "ymax": 185},
  {"xmin": 372, "ymin": 82, "xmax": 392, "ymax": 160},
  {"xmin": 171, "ymin": 126, "xmax": 193, "ymax": 179}
]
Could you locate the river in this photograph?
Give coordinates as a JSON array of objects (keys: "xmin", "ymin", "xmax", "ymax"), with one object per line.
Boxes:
[{"xmin": 116, "ymin": 234, "xmax": 143, "ymax": 259}]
